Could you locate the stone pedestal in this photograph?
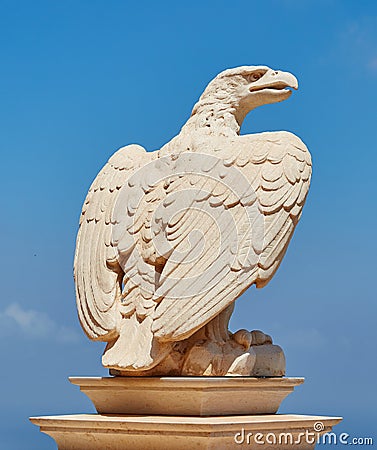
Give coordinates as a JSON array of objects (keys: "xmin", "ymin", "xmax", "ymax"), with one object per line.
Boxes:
[
  {"xmin": 30, "ymin": 377, "xmax": 342, "ymax": 449},
  {"xmin": 30, "ymin": 413, "xmax": 342, "ymax": 450},
  {"xmin": 69, "ymin": 376, "xmax": 304, "ymax": 415}
]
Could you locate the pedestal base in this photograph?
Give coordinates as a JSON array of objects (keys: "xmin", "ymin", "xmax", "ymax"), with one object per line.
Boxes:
[
  {"xmin": 30, "ymin": 413, "xmax": 342, "ymax": 450},
  {"xmin": 69, "ymin": 376, "xmax": 304, "ymax": 415},
  {"xmin": 30, "ymin": 376, "xmax": 342, "ymax": 449}
]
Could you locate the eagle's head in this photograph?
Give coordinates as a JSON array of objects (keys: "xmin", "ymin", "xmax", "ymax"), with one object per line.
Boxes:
[
  {"xmin": 192, "ymin": 65, "xmax": 298, "ymax": 123},
  {"xmin": 230, "ymin": 65, "xmax": 298, "ymax": 108}
]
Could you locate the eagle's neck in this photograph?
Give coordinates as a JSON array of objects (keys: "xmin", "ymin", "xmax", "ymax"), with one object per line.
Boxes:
[
  {"xmin": 182, "ymin": 100, "xmax": 247, "ymax": 138},
  {"xmin": 159, "ymin": 86, "xmax": 254, "ymax": 156}
]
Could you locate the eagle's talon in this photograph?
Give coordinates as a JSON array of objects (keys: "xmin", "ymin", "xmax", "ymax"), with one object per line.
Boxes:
[
  {"xmin": 232, "ymin": 329, "xmax": 252, "ymax": 349},
  {"xmin": 250, "ymin": 330, "xmax": 273, "ymax": 346}
]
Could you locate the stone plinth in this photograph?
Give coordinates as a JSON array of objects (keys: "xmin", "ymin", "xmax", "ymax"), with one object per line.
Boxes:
[
  {"xmin": 30, "ymin": 413, "xmax": 342, "ymax": 450},
  {"xmin": 69, "ymin": 376, "xmax": 304, "ymax": 416},
  {"xmin": 30, "ymin": 376, "xmax": 342, "ymax": 449}
]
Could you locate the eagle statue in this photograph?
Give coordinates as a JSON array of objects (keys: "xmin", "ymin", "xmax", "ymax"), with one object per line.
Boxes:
[{"xmin": 74, "ymin": 66, "xmax": 312, "ymax": 377}]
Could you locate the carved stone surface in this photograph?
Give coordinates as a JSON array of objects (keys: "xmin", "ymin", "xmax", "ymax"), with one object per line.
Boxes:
[
  {"xmin": 69, "ymin": 376, "xmax": 304, "ymax": 416},
  {"xmin": 30, "ymin": 413, "xmax": 342, "ymax": 450},
  {"xmin": 74, "ymin": 66, "xmax": 312, "ymax": 375}
]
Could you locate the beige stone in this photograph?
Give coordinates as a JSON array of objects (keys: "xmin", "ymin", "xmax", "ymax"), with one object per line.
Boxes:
[
  {"xmin": 73, "ymin": 65, "xmax": 311, "ymax": 376},
  {"xmin": 30, "ymin": 413, "xmax": 342, "ymax": 450},
  {"xmin": 30, "ymin": 66, "xmax": 340, "ymax": 450},
  {"xmin": 69, "ymin": 376, "xmax": 304, "ymax": 416}
]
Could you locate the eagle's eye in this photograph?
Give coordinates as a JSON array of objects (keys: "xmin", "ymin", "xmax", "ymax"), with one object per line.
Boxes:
[{"xmin": 251, "ymin": 72, "xmax": 264, "ymax": 81}]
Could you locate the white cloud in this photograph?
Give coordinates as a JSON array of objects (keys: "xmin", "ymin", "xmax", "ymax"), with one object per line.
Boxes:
[
  {"xmin": 367, "ymin": 57, "xmax": 377, "ymax": 73},
  {"xmin": 0, "ymin": 302, "xmax": 80, "ymax": 343},
  {"xmin": 280, "ymin": 327, "xmax": 327, "ymax": 350},
  {"xmin": 339, "ymin": 18, "xmax": 377, "ymax": 75}
]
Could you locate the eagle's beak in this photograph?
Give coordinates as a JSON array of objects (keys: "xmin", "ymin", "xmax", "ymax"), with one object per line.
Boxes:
[
  {"xmin": 276, "ymin": 70, "xmax": 299, "ymax": 90},
  {"xmin": 249, "ymin": 69, "xmax": 299, "ymax": 92}
]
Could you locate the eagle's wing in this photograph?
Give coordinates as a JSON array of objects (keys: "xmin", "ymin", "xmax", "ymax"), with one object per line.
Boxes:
[
  {"xmin": 150, "ymin": 132, "xmax": 311, "ymax": 341},
  {"xmin": 74, "ymin": 144, "xmax": 148, "ymax": 341},
  {"xmin": 251, "ymin": 132, "xmax": 312, "ymax": 287}
]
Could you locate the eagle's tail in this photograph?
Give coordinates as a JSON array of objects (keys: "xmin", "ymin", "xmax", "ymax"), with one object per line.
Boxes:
[{"xmin": 102, "ymin": 313, "xmax": 171, "ymax": 371}]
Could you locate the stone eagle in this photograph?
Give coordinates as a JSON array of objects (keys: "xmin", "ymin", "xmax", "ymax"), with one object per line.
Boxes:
[{"xmin": 74, "ymin": 66, "xmax": 311, "ymax": 376}]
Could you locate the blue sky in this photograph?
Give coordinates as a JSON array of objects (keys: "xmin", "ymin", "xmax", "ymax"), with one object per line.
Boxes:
[{"xmin": 0, "ymin": 0, "xmax": 376, "ymax": 448}]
